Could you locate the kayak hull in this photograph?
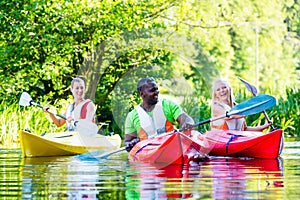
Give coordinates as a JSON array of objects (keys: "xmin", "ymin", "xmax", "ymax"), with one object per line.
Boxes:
[
  {"xmin": 203, "ymin": 129, "xmax": 284, "ymax": 159},
  {"xmin": 128, "ymin": 128, "xmax": 283, "ymax": 164},
  {"xmin": 128, "ymin": 129, "xmax": 283, "ymax": 163},
  {"xmin": 128, "ymin": 131, "xmax": 205, "ymax": 165},
  {"xmin": 19, "ymin": 130, "xmax": 122, "ymax": 157}
]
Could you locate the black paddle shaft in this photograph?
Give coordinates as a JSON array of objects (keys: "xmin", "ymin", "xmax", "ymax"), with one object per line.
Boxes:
[{"xmin": 30, "ymin": 100, "xmax": 67, "ymax": 120}]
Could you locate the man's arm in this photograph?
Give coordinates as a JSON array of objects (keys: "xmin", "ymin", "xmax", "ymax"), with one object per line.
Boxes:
[
  {"xmin": 125, "ymin": 132, "xmax": 137, "ymax": 143},
  {"xmin": 124, "ymin": 110, "xmax": 140, "ymax": 152},
  {"xmin": 177, "ymin": 113, "xmax": 195, "ymax": 131},
  {"xmin": 163, "ymin": 99, "xmax": 195, "ymax": 131}
]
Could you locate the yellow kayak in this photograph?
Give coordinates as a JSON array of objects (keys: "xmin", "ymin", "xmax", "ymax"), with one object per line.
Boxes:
[{"xmin": 19, "ymin": 130, "xmax": 122, "ymax": 157}]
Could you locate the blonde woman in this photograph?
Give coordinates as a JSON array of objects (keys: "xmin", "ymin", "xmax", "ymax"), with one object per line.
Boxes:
[{"xmin": 211, "ymin": 79, "xmax": 271, "ymax": 131}]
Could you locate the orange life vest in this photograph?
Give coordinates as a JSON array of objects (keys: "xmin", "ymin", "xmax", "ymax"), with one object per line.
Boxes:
[{"xmin": 211, "ymin": 118, "xmax": 246, "ymax": 131}]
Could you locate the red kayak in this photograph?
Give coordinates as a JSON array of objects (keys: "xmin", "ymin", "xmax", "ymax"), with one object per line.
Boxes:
[
  {"xmin": 128, "ymin": 131, "xmax": 206, "ymax": 165},
  {"xmin": 200, "ymin": 129, "xmax": 284, "ymax": 159},
  {"xmin": 128, "ymin": 129, "xmax": 283, "ymax": 164}
]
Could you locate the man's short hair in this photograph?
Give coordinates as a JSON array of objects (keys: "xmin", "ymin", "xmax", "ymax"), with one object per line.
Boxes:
[{"xmin": 137, "ymin": 77, "xmax": 155, "ymax": 93}]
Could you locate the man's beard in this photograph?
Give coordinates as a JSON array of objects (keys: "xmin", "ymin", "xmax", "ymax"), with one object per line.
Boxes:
[{"xmin": 148, "ymin": 98, "xmax": 158, "ymax": 105}]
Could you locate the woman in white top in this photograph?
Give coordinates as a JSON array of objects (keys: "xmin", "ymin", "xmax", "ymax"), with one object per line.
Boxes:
[
  {"xmin": 43, "ymin": 77, "xmax": 96, "ymax": 131},
  {"xmin": 211, "ymin": 79, "xmax": 271, "ymax": 131}
]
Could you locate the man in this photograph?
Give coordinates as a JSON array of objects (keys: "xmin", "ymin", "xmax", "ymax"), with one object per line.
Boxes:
[{"xmin": 124, "ymin": 77, "xmax": 195, "ymax": 152}]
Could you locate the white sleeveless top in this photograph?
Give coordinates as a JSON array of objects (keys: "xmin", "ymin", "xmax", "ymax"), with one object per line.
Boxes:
[
  {"xmin": 65, "ymin": 100, "xmax": 89, "ymax": 131},
  {"xmin": 136, "ymin": 100, "xmax": 167, "ymax": 138},
  {"xmin": 212, "ymin": 102, "xmax": 245, "ymax": 131}
]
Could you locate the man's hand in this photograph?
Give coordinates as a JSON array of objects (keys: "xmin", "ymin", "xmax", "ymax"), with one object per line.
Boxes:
[
  {"xmin": 181, "ymin": 122, "xmax": 194, "ymax": 132},
  {"xmin": 125, "ymin": 137, "xmax": 140, "ymax": 152},
  {"xmin": 177, "ymin": 113, "xmax": 195, "ymax": 131}
]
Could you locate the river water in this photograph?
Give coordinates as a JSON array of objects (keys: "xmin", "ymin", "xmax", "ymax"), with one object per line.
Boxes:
[{"xmin": 1, "ymin": 140, "xmax": 300, "ymax": 199}]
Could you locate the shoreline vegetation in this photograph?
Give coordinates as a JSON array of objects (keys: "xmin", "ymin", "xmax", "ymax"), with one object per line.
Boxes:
[{"xmin": 1, "ymin": 87, "xmax": 299, "ymax": 148}]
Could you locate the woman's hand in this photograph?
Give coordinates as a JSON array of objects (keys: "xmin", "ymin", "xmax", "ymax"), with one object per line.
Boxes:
[
  {"xmin": 262, "ymin": 122, "xmax": 273, "ymax": 130},
  {"xmin": 67, "ymin": 116, "xmax": 74, "ymax": 123},
  {"xmin": 43, "ymin": 106, "xmax": 50, "ymax": 113}
]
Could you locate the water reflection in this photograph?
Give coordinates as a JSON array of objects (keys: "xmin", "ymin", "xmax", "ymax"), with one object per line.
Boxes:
[
  {"xmin": 125, "ymin": 157, "xmax": 284, "ymax": 199},
  {"xmin": 209, "ymin": 157, "xmax": 284, "ymax": 199},
  {"xmin": 22, "ymin": 156, "xmax": 101, "ymax": 199},
  {"xmin": 125, "ymin": 163, "xmax": 195, "ymax": 199},
  {"xmin": 0, "ymin": 140, "xmax": 300, "ymax": 199}
]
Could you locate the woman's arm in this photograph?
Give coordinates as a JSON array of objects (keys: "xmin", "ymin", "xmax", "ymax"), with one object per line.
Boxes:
[
  {"xmin": 43, "ymin": 106, "xmax": 66, "ymax": 127},
  {"xmin": 244, "ymin": 122, "xmax": 272, "ymax": 131}
]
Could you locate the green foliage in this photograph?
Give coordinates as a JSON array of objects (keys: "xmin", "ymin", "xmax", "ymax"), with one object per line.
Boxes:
[
  {"xmin": 0, "ymin": 0, "xmax": 299, "ymax": 146},
  {"xmin": 165, "ymin": 0, "xmax": 299, "ymax": 97},
  {"xmin": 271, "ymin": 88, "xmax": 300, "ymax": 137},
  {"xmin": 0, "ymin": 0, "xmax": 176, "ymax": 102}
]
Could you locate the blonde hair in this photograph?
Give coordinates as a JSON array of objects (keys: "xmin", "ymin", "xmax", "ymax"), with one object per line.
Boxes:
[
  {"xmin": 212, "ymin": 79, "xmax": 235, "ymax": 107},
  {"xmin": 71, "ymin": 77, "xmax": 85, "ymax": 89}
]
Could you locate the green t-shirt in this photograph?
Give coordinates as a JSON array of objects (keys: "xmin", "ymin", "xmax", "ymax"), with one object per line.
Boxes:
[{"xmin": 124, "ymin": 99, "xmax": 184, "ymax": 135}]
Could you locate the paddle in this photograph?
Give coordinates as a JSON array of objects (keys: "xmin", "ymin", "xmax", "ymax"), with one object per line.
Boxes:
[
  {"xmin": 190, "ymin": 94, "xmax": 276, "ymax": 128},
  {"xmin": 75, "ymin": 146, "xmax": 127, "ymax": 160},
  {"xmin": 96, "ymin": 147, "xmax": 126, "ymax": 159},
  {"xmin": 238, "ymin": 77, "xmax": 276, "ymax": 130},
  {"xmin": 19, "ymin": 92, "xmax": 98, "ymax": 136},
  {"xmin": 19, "ymin": 92, "xmax": 66, "ymax": 120}
]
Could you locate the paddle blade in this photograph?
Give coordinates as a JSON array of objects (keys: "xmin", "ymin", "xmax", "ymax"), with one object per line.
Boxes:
[
  {"xmin": 228, "ymin": 94, "xmax": 276, "ymax": 116},
  {"xmin": 238, "ymin": 77, "xmax": 257, "ymax": 96},
  {"xmin": 19, "ymin": 92, "xmax": 33, "ymax": 106},
  {"xmin": 75, "ymin": 119, "xmax": 98, "ymax": 137}
]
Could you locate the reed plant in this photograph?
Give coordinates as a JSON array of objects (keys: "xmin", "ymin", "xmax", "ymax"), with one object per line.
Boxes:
[
  {"xmin": 270, "ymin": 88, "xmax": 300, "ymax": 137},
  {"xmin": 0, "ymin": 100, "xmax": 65, "ymax": 148}
]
